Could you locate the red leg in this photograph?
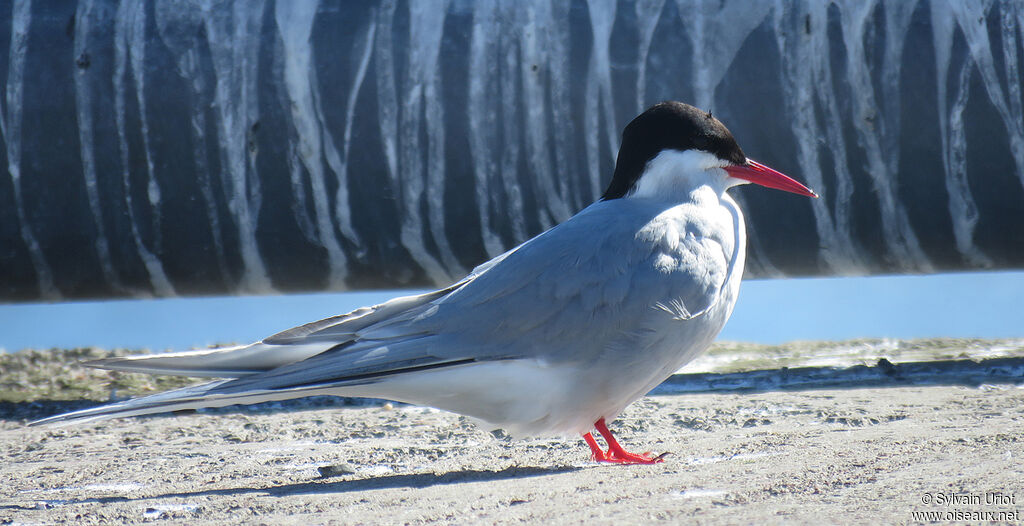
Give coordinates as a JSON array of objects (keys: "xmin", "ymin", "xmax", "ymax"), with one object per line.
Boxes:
[
  {"xmin": 581, "ymin": 418, "xmax": 667, "ymax": 464},
  {"xmin": 582, "ymin": 432, "xmax": 609, "ymax": 461}
]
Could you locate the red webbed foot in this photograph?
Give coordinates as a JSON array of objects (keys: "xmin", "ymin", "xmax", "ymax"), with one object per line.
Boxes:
[{"xmin": 581, "ymin": 418, "xmax": 668, "ymax": 465}]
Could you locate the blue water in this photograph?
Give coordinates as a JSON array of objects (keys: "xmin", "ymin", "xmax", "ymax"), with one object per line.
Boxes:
[{"xmin": 0, "ymin": 271, "xmax": 1021, "ymax": 352}]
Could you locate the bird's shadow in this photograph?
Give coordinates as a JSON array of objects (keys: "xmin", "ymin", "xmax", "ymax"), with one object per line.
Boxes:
[
  {"xmin": 4, "ymin": 465, "xmax": 583, "ymax": 509},
  {"xmin": 170, "ymin": 464, "xmax": 582, "ymax": 498},
  {"xmin": 652, "ymin": 355, "xmax": 1024, "ymax": 396}
]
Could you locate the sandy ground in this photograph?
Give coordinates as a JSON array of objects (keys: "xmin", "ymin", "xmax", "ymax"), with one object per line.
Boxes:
[{"xmin": 2, "ymin": 340, "xmax": 1023, "ymax": 525}]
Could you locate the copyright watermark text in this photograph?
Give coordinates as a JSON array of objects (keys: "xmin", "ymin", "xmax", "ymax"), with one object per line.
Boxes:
[
  {"xmin": 914, "ymin": 492, "xmax": 1019, "ymax": 522},
  {"xmin": 921, "ymin": 492, "xmax": 1015, "ymax": 506}
]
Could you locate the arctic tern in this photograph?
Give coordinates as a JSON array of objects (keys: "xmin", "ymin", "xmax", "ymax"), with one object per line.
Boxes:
[{"xmin": 34, "ymin": 101, "xmax": 817, "ymax": 465}]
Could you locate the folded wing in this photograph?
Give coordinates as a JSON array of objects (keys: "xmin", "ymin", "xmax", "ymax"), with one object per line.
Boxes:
[{"xmin": 33, "ymin": 199, "xmax": 734, "ymax": 426}]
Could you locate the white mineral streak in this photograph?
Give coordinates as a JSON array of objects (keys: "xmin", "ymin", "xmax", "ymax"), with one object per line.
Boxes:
[
  {"xmin": 151, "ymin": 2, "xmax": 230, "ymax": 286},
  {"xmin": 675, "ymin": 0, "xmax": 770, "ymax": 112},
  {"xmin": 199, "ymin": 0, "xmax": 273, "ymax": 292},
  {"xmin": 635, "ymin": 0, "xmax": 666, "ymax": 113},
  {"xmin": 73, "ymin": 0, "xmax": 122, "ymax": 292},
  {"xmin": 373, "ymin": 0, "xmax": 453, "ymax": 284},
  {"xmin": 408, "ymin": 0, "xmax": 463, "ymax": 278},
  {"xmin": 2, "ymin": 0, "xmax": 57, "ymax": 298},
  {"xmin": 772, "ymin": 2, "xmax": 865, "ymax": 274},
  {"xmin": 468, "ymin": 0, "xmax": 513, "ymax": 258},
  {"xmin": 519, "ymin": 1, "xmax": 572, "ymax": 229},
  {"xmin": 584, "ymin": 0, "xmax": 619, "ymax": 199},
  {"xmin": 496, "ymin": 1, "xmax": 529, "ymax": 245},
  {"xmin": 545, "ymin": 1, "xmax": 581, "ymax": 213},
  {"xmin": 1002, "ymin": 1, "xmax": 1024, "ymax": 190},
  {"xmin": 335, "ymin": 14, "xmax": 376, "ymax": 261},
  {"xmin": 868, "ymin": 0, "xmax": 925, "ymax": 268},
  {"xmin": 948, "ymin": 2, "xmax": 1024, "ymax": 208},
  {"xmin": 276, "ymin": 0, "xmax": 349, "ymax": 289},
  {"xmin": 880, "ymin": 1, "xmax": 918, "ymax": 178},
  {"xmin": 112, "ymin": 1, "xmax": 175, "ymax": 296},
  {"xmin": 931, "ymin": 0, "xmax": 994, "ymax": 267},
  {"xmin": 836, "ymin": 0, "xmax": 932, "ymax": 272},
  {"xmin": 127, "ymin": 6, "xmax": 164, "ymax": 264},
  {"xmin": 4, "ymin": 1, "xmax": 57, "ymax": 298},
  {"xmin": 373, "ymin": 1, "xmax": 400, "ymax": 214}
]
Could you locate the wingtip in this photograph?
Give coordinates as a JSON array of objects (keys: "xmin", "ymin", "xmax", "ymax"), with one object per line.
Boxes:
[
  {"xmin": 81, "ymin": 357, "xmax": 119, "ymax": 370},
  {"xmin": 27, "ymin": 416, "xmax": 58, "ymax": 427},
  {"xmin": 27, "ymin": 410, "xmax": 88, "ymax": 428}
]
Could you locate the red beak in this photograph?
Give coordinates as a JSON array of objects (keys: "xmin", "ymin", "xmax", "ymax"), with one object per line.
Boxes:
[{"xmin": 724, "ymin": 159, "xmax": 818, "ymax": 198}]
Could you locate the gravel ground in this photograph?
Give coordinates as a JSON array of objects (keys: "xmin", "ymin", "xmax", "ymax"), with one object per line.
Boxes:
[{"xmin": 1, "ymin": 340, "xmax": 1023, "ymax": 525}]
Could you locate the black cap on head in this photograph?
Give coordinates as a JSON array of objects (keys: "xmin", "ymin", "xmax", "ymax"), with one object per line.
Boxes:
[{"xmin": 601, "ymin": 101, "xmax": 747, "ymax": 200}]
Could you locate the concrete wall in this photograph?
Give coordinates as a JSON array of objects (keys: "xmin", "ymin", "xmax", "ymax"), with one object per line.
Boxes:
[{"xmin": 1, "ymin": 0, "xmax": 1022, "ymax": 300}]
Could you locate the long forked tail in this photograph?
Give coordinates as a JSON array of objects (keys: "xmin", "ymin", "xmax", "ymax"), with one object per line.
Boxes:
[
  {"xmin": 28, "ymin": 379, "xmax": 337, "ymax": 427},
  {"xmin": 29, "ymin": 341, "xmax": 339, "ymax": 426},
  {"xmin": 28, "ymin": 289, "xmax": 454, "ymax": 426}
]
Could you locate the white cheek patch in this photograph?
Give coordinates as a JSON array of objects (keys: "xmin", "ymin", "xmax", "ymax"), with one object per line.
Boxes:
[{"xmin": 629, "ymin": 150, "xmax": 730, "ymax": 199}]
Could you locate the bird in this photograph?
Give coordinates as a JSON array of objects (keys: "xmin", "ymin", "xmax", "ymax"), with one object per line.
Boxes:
[{"xmin": 32, "ymin": 101, "xmax": 817, "ymax": 465}]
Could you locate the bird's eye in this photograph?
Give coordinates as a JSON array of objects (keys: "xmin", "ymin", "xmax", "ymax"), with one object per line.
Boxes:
[{"xmin": 692, "ymin": 136, "xmax": 710, "ymax": 151}]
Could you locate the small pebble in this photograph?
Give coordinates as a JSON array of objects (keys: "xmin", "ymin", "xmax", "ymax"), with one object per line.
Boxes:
[{"xmin": 318, "ymin": 463, "xmax": 356, "ymax": 478}]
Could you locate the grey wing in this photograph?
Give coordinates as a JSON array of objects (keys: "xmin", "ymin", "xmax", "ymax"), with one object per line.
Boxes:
[
  {"xmin": 35, "ymin": 200, "xmax": 734, "ymax": 426},
  {"xmin": 31, "ymin": 279, "xmax": 487, "ymax": 425},
  {"xmin": 70, "ymin": 232, "xmax": 546, "ymax": 387},
  {"xmin": 212, "ymin": 199, "xmax": 734, "ymax": 393},
  {"xmin": 82, "ymin": 285, "xmax": 460, "ymax": 378}
]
